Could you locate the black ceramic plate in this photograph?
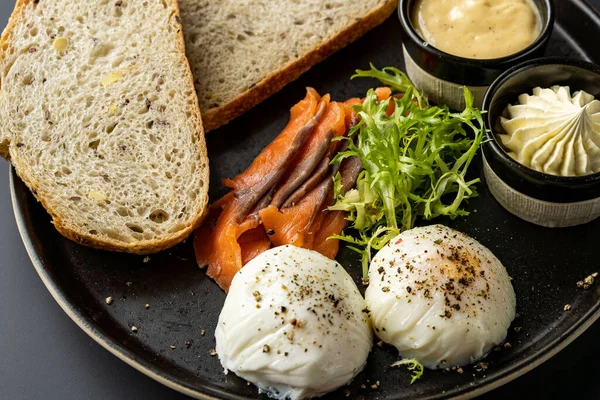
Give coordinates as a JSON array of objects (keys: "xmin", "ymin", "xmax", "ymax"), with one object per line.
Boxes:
[{"xmin": 10, "ymin": 1, "xmax": 600, "ymax": 399}]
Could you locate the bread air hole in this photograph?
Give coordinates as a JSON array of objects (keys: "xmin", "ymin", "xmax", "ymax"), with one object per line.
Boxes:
[
  {"xmin": 126, "ymin": 223, "xmax": 144, "ymax": 233},
  {"xmin": 106, "ymin": 123, "xmax": 117, "ymax": 134},
  {"xmin": 90, "ymin": 43, "xmax": 115, "ymax": 59},
  {"xmin": 190, "ymin": 33, "xmax": 200, "ymax": 44},
  {"xmin": 89, "ymin": 139, "xmax": 100, "ymax": 150},
  {"xmin": 144, "ymin": 178, "xmax": 158, "ymax": 191},
  {"xmin": 149, "ymin": 209, "xmax": 169, "ymax": 224},
  {"xmin": 139, "ymin": 103, "xmax": 151, "ymax": 114}
]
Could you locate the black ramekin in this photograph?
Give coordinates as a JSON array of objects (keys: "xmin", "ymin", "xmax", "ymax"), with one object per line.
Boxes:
[
  {"xmin": 398, "ymin": 0, "xmax": 555, "ymax": 108},
  {"xmin": 481, "ymin": 57, "xmax": 600, "ymax": 227}
]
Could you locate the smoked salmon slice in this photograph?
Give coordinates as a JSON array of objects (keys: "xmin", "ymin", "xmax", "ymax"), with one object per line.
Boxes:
[
  {"xmin": 282, "ymin": 154, "xmax": 332, "ymax": 209},
  {"xmin": 194, "ymin": 88, "xmax": 324, "ymax": 292},
  {"xmin": 312, "ymin": 210, "xmax": 346, "ymax": 259},
  {"xmin": 260, "ymin": 176, "xmax": 332, "ymax": 249},
  {"xmin": 343, "ymin": 97, "xmax": 362, "ymax": 130},
  {"xmin": 224, "ymin": 88, "xmax": 322, "ymax": 192},
  {"xmin": 295, "ymin": 89, "xmax": 391, "ymax": 258},
  {"xmin": 193, "ymin": 87, "xmax": 396, "ymax": 292},
  {"xmin": 232, "ymin": 94, "xmax": 328, "ymax": 220},
  {"xmin": 344, "ymin": 87, "xmax": 394, "ymax": 125},
  {"xmin": 265, "ymin": 149, "xmax": 362, "ymax": 258},
  {"xmin": 260, "ymin": 98, "xmax": 347, "ymax": 250},
  {"xmin": 312, "ymin": 153, "xmax": 363, "ymax": 259},
  {"xmin": 238, "ymin": 227, "xmax": 272, "ymax": 265},
  {"xmin": 281, "ymin": 101, "xmax": 346, "ymax": 209},
  {"xmin": 303, "ymin": 191, "xmax": 331, "ymax": 250},
  {"xmin": 271, "ymin": 98, "xmax": 348, "ymax": 208},
  {"xmin": 193, "ymin": 198, "xmax": 270, "ymax": 289},
  {"xmin": 195, "ymin": 196, "xmax": 260, "ymax": 291},
  {"xmin": 376, "ymin": 87, "xmax": 392, "ymax": 103}
]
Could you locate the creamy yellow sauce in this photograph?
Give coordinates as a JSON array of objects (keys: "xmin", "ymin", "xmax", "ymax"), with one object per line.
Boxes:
[{"xmin": 412, "ymin": 0, "xmax": 541, "ymax": 60}]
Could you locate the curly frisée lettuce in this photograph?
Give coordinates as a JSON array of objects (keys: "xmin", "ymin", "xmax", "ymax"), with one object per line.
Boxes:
[
  {"xmin": 391, "ymin": 358, "xmax": 425, "ymax": 384},
  {"xmin": 330, "ymin": 65, "xmax": 485, "ymax": 279}
]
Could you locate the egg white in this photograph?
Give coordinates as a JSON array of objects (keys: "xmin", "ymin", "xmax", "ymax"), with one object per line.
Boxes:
[
  {"xmin": 215, "ymin": 245, "xmax": 372, "ymax": 400},
  {"xmin": 365, "ymin": 225, "xmax": 516, "ymax": 369}
]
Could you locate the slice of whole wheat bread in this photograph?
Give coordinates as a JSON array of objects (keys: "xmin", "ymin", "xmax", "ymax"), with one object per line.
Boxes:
[
  {"xmin": 180, "ymin": 0, "xmax": 398, "ymax": 131},
  {"xmin": 0, "ymin": 0, "xmax": 209, "ymax": 254}
]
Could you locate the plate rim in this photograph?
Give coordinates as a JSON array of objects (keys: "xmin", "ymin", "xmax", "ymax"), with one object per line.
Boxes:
[{"xmin": 8, "ymin": 2, "xmax": 600, "ymax": 397}]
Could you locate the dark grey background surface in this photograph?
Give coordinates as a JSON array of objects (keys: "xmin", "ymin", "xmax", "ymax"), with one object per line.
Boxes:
[{"xmin": 1, "ymin": 1, "xmax": 600, "ymax": 399}]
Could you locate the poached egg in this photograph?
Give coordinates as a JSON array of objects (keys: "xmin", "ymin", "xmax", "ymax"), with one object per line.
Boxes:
[
  {"xmin": 365, "ymin": 225, "xmax": 516, "ymax": 369},
  {"xmin": 215, "ymin": 245, "xmax": 372, "ymax": 399}
]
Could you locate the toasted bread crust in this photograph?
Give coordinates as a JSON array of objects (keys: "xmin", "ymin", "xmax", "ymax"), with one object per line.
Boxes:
[
  {"xmin": 0, "ymin": 0, "xmax": 26, "ymax": 160},
  {"xmin": 1, "ymin": 0, "xmax": 209, "ymax": 255},
  {"xmin": 201, "ymin": 0, "xmax": 398, "ymax": 132}
]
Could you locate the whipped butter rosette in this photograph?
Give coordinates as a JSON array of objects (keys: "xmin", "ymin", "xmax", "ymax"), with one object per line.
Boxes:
[{"xmin": 498, "ymin": 86, "xmax": 600, "ymax": 177}]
